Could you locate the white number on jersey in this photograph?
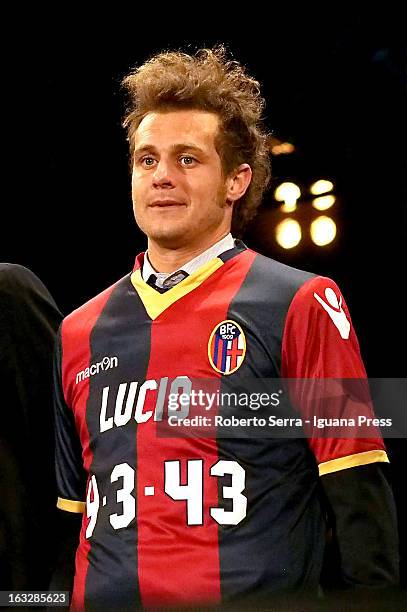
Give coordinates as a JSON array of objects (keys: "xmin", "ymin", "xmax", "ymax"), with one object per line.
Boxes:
[
  {"xmin": 85, "ymin": 475, "xmax": 100, "ymax": 538},
  {"xmin": 164, "ymin": 459, "xmax": 204, "ymax": 525},
  {"xmin": 85, "ymin": 459, "xmax": 247, "ymax": 538},
  {"xmin": 210, "ymin": 460, "xmax": 247, "ymax": 525},
  {"xmin": 109, "ymin": 462, "xmax": 136, "ymax": 529}
]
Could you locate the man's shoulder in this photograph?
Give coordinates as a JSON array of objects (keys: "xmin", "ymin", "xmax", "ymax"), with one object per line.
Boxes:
[
  {"xmin": 62, "ymin": 272, "xmax": 132, "ymax": 337},
  {"xmin": 0, "ymin": 263, "xmax": 61, "ymax": 319},
  {"xmin": 0, "ymin": 263, "xmax": 45, "ymax": 293},
  {"xmin": 245, "ymin": 248, "xmax": 316, "ymax": 295}
]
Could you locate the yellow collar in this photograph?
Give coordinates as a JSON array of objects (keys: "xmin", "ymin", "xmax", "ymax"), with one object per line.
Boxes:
[{"xmin": 131, "ymin": 257, "xmax": 224, "ymax": 320}]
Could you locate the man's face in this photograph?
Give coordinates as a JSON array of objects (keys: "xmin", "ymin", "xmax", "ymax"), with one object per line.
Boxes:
[{"xmin": 131, "ymin": 110, "xmax": 232, "ymax": 249}]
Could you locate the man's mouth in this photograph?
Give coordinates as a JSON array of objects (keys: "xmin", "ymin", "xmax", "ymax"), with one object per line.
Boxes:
[{"xmin": 149, "ymin": 199, "xmax": 186, "ymax": 208}]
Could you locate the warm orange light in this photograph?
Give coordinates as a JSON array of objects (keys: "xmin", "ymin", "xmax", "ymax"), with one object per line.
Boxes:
[
  {"xmin": 310, "ymin": 179, "xmax": 334, "ymax": 195},
  {"xmin": 276, "ymin": 219, "xmax": 302, "ymax": 249},
  {"xmin": 274, "ymin": 182, "xmax": 301, "ymax": 212},
  {"xmin": 312, "ymin": 195, "xmax": 336, "ymax": 210},
  {"xmin": 271, "ymin": 142, "xmax": 295, "ymax": 155},
  {"xmin": 310, "ymin": 216, "xmax": 337, "ymax": 246}
]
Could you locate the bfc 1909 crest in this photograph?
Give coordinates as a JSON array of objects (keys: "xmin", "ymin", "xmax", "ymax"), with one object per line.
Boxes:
[{"xmin": 208, "ymin": 320, "xmax": 246, "ymax": 375}]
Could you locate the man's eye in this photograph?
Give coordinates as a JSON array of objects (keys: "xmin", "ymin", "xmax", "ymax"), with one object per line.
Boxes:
[
  {"xmin": 141, "ymin": 157, "xmax": 156, "ymax": 167},
  {"xmin": 180, "ymin": 156, "xmax": 196, "ymax": 166}
]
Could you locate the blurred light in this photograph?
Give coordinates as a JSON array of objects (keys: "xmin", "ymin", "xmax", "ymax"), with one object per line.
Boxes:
[
  {"xmin": 310, "ymin": 216, "xmax": 337, "ymax": 246},
  {"xmin": 312, "ymin": 195, "xmax": 336, "ymax": 210},
  {"xmin": 271, "ymin": 142, "xmax": 295, "ymax": 155},
  {"xmin": 274, "ymin": 182, "xmax": 301, "ymax": 212},
  {"xmin": 310, "ymin": 179, "xmax": 334, "ymax": 195},
  {"xmin": 280, "ymin": 202, "xmax": 297, "ymax": 213},
  {"xmin": 276, "ymin": 219, "xmax": 302, "ymax": 249},
  {"xmin": 268, "ymin": 136, "xmax": 296, "ymax": 155}
]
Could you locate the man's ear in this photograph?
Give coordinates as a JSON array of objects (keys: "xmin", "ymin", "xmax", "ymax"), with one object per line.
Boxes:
[{"xmin": 225, "ymin": 164, "xmax": 252, "ymax": 205}]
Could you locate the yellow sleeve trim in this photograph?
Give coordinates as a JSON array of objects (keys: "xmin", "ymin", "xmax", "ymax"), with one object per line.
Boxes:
[
  {"xmin": 57, "ymin": 497, "xmax": 86, "ymax": 513},
  {"xmin": 319, "ymin": 449, "xmax": 389, "ymax": 476}
]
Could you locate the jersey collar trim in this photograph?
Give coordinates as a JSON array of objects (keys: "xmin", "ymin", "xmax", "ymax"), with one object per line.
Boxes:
[
  {"xmin": 131, "ymin": 257, "xmax": 224, "ymax": 320},
  {"xmin": 132, "ymin": 239, "xmax": 247, "ymax": 272}
]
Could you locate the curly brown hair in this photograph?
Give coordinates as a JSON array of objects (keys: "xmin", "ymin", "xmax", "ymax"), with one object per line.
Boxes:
[{"xmin": 121, "ymin": 46, "xmax": 271, "ymax": 236}]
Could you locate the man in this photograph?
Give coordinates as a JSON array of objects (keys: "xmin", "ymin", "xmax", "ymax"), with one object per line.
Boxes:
[
  {"xmin": 0, "ymin": 264, "xmax": 62, "ymax": 591},
  {"xmin": 53, "ymin": 47, "xmax": 398, "ymax": 609}
]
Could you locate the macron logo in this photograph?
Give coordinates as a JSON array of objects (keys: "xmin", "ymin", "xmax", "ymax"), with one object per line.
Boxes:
[
  {"xmin": 313, "ymin": 288, "xmax": 351, "ymax": 339},
  {"xmin": 76, "ymin": 356, "xmax": 119, "ymax": 385}
]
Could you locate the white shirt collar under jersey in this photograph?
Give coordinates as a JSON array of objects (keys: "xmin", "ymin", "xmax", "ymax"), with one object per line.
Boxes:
[{"xmin": 142, "ymin": 233, "xmax": 235, "ymax": 287}]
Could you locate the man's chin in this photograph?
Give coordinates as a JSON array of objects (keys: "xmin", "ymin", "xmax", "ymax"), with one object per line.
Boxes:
[{"xmin": 146, "ymin": 227, "xmax": 190, "ymax": 249}]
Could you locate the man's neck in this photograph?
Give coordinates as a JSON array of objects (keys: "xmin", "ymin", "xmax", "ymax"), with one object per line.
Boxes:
[{"xmin": 147, "ymin": 231, "xmax": 232, "ymax": 273}]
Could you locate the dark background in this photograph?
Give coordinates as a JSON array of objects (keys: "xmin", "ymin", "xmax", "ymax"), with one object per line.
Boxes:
[
  {"xmin": 1, "ymin": 8, "xmax": 406, "ymax": 590},
  {"xmin": 3, "ymin": 10, "xmax": 405, "ymax": 377}
]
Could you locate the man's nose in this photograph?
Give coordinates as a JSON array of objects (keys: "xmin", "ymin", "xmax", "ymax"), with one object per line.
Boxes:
[{"xmin": 152, "ymin": 160, "xmax": 175, "ymax": 187}]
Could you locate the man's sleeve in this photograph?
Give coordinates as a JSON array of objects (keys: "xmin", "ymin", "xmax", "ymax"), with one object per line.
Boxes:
[
  {"xmin": 54, "ymin": 325, "xmax": 87, "ymax": 514},
  {"xmin": 0, "ymin": 264, "xmax": 62, "ymax": 590},
  {"xmin": 281, "ymin": 275, "xmax": 399, "ymax": 587},
  {"xmin": 50, "ymin": 326, "xmax": 86, "ymax": 594}
]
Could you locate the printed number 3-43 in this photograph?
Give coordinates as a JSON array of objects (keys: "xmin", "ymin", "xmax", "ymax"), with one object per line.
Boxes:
[{"xmin": 86, "ymin": 459, "xmax": 247, "ymax": 538}]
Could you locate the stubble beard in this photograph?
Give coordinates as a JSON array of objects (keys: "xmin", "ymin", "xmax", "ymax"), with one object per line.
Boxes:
[{"xmin": 134, "ymin": 184, "xmax": 230, "ymax": 249}]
